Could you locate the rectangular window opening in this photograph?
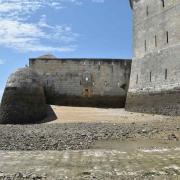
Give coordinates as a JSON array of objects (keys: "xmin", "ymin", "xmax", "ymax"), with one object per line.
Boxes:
[
  {"xmin": 136, "ymin": 74, "xmax": 138, "ymax": 84},
  {"xmin": 161, "ymin": 0, "xmax": 165, "ymax": 7},
  {"xmin": 155, "ymin": 35, "xmax": 157, "ymax": 47},
  {"xmin": 165, "ymin": 69, "xmax": 168, "ymax": 80},
  {"xmin": 166, "ymin": 31, "xmax": 169, "ymax": 44},
  {"xmin": 145, "ymin": 40, "xmax": 147, "ymax": 52},
  {"xmin": 146, "ymin": 6, "xmax": 149, "ymax": 16},
  {"xmin": 150, "ymin": 71, "xmax": 152, "ymax": 82}
]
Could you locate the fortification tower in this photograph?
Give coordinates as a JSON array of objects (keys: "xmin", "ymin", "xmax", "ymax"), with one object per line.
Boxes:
[{"xmin": 126, "ymin": 0, "xmax": 180, "ymax": 115}]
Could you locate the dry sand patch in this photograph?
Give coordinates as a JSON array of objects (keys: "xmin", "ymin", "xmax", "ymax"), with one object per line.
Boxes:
[{"xmin": 45, "ymin": 105, "xmax": 180, "ymax": 124}]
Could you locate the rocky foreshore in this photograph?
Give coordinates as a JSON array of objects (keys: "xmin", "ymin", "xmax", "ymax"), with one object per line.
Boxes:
[
  {"xmin": 0, "ymin": 172, "xmax": 47, "ymax": 180},
  {"xmin": 0, "ymin": 119, "xmax": 179, "ymax": 151}
]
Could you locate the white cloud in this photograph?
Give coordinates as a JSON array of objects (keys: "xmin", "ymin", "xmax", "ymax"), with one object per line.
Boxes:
[
  {"xmin": 0, "ymin": 0, "xmax": 82, "ymax": 52},
  {"xmin": 0, "ymin": 0, "xmax": 97, "ymax": 18},
  {"xmin": 0, "ymin": 18, "xmax": 78, "ymax": 52},
  {"xmin": 0, "ymin": 0, "xmax": 103, "ymax": 53},
  {"xmin": 0, "ymin": 2, "xmax": 21, "ymax": 13}
]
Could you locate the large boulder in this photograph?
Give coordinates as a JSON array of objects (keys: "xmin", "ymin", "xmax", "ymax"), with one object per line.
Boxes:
[{"xmin": 0, "ymin": 68, "xmax": 47, "ymax": 124}]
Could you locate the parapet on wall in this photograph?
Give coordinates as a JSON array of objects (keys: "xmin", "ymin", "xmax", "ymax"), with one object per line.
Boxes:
[
  {"xmin": 126, "ymin": 0, "xmax": 180, "ymax": 115},
  {"xmin": 29, "ymin": 55, "xmax": 131, "ymax": 107}
]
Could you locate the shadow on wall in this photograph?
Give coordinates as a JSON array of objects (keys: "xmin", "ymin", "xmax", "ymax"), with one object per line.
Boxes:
[{"xmin": 44, "ymin": 93, "xmax": 127, "ymax": 108}]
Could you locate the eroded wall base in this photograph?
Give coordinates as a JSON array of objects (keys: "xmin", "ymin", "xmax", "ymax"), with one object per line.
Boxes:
[
  {"xmin": 45, "ymin": 93, "xmax": 126, "ymax": 108},
  {"xmin": 0, "ymin": 87, "xmax": 47, "ymax": 124},
  {"xmin": 126, "ymin": 90, "xmax": 180, "ymax": 116}
]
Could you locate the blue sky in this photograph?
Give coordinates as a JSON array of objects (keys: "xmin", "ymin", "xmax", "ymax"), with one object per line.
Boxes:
[{"xmin": 0, "ymin": 0, "xmax": 132, "ymax": 99}]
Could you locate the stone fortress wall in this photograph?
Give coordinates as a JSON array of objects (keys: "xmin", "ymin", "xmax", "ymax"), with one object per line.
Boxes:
[
  {"xmin": 126, "ymin": 0, "xmax": 180, "ymax": 115},
  {"xmin": 0, "ymin": 68, "xmax": 47, "ymax": 124},
  {"xmin": 29, "ymin": 55, "xmax": 131, "ymax": 107}
]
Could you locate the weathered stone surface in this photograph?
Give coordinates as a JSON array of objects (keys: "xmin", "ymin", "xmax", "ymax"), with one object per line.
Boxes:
[
  {"xmin": 126, "ymin": 90, "xmax": 180, "ymax": 116},
  {"xmin": 0, "ymin": 68, "xmax": 47, "ymax": 124},
  {"xmin": 127, "ymin": 0, "xmax": 180, "ymax": 115},
  {"xmin": 29, "ymin": 57, "xmax": 131, "ymax": 108}
]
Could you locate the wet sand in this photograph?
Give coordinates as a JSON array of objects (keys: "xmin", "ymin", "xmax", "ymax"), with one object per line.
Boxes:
[{"xmin": 0, "ymin": 141, "xmax": 180, "ymax": 179}]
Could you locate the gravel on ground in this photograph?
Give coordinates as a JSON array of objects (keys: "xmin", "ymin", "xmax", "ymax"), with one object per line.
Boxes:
[{"xmin": 0, "ymin": 119, "xmax": 179, "ymax": 151}]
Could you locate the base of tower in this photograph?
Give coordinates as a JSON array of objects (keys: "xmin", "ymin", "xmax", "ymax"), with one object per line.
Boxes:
[{"xmin": 125, "ymin": 90, "xmax": 180, "ymax": 116}]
